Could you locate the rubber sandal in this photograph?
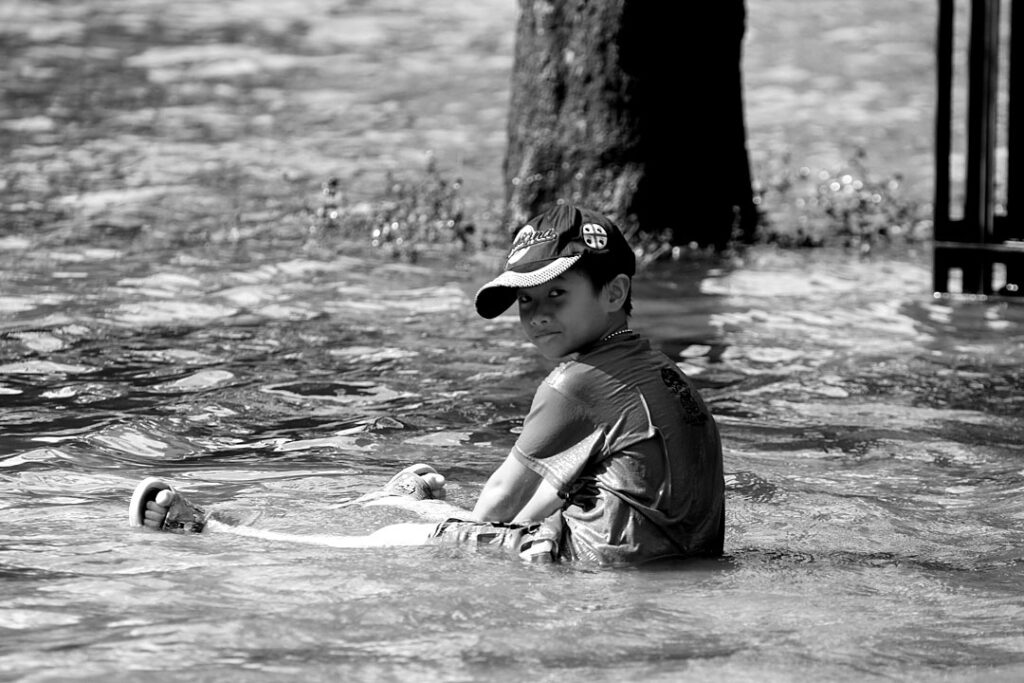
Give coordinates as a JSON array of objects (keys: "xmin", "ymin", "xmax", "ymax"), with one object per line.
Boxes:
[
  {"xmin": 381, "ymin": 463, "xmax": 440, "ymax": 500},
  {"xmin": 345, "ymin": 463, "xmax": 444, "ymax": 506},
  {"xmin": 128, "ymin": 477, "xmax": 207, "ymax": 532},
  {"xmin": 128, "ymin": 477, "xmax": 170, "ymax": 527}
]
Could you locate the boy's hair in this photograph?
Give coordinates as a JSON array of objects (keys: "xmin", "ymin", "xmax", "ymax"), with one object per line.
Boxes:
[{"xmin": 572, "ymin": 252, "xmax": 633, "ymax": 316}]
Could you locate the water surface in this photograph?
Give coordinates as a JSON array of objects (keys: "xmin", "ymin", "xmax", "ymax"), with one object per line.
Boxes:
[
  {"xmin": 3, "ymin": 1, "xmax": 1024, "ymax": 681},
  {"xmin": 4, "ymin": 238, "xmax": 1023, "ymax": 682}
]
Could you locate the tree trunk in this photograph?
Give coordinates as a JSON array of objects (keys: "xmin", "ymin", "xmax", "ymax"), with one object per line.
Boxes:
[{"xmin": 504, "ymin": 1, "xmax": 757, "ymax": 249}]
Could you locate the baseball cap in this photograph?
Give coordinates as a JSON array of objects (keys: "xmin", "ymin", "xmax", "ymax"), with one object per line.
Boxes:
[{"xmin": 474, "ymin": 204, "xmax": 636, "ymax": 319}]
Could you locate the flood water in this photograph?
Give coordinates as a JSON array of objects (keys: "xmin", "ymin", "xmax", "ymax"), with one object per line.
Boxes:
[{"xmin": 3, "ymin": 1, "xmax": 1024, "ymax": 682}]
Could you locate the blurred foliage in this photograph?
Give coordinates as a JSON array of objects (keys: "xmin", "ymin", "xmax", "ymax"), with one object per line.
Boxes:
[
  {"xmin": 308, "ymin": 156, "xmax": 477, "ymax": 262},
  {"xmin": 311, "ymin": 148, "xmax": 933, "ymax": 263},
  {"xmin": 752, "ymin": 148, "xmax": 933, "ymax": 252}
]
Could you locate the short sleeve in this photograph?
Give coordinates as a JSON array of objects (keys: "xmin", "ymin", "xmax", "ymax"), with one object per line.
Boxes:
[{"xmin": 511, "ymin": 381, "xmax": 606, "ymax": 494}]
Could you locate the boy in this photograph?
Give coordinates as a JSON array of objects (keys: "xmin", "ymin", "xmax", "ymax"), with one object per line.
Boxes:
[{"xmin": 130, "ymin": 204, "xmax": 725, "ymax": 565}]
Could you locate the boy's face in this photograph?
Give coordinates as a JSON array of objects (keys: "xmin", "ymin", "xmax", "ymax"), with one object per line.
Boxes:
[{"xmin": 516, "ymin": 271, "xmax": 619, "ymax": 360}]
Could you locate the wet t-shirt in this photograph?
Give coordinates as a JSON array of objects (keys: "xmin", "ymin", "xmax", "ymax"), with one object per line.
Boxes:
[{"xmin": 511, "ymin": 333, "xmax": 725, "ymax": 565}]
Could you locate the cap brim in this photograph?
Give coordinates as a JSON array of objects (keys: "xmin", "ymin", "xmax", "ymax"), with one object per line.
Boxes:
[{"xmin": 474, "ymin": 254, "xmax": 582, "ymax": 318}]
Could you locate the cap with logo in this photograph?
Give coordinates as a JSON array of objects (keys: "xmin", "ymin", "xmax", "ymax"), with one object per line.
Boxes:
[{"xmin": 474, "ymin": 204, "xmax": 636, "ymax": 319}]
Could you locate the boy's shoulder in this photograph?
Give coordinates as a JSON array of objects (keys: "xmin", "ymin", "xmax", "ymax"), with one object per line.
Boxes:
[
  {"xmin": 545, "ymin": 336, "xmax": 713, "ymax": 423},
  {"xmin": 543, "ymin": 335, "xmax": 668, "ymax": 397}
]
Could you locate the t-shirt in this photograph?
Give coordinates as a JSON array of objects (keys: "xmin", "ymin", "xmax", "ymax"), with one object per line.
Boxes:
[{"xmin": 511, "ymin": 332, "xmax": 725, "ymax": 565}]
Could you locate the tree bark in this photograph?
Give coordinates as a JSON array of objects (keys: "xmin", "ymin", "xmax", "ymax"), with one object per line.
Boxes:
[{"xmin": 504, "ymin": 1, "xmax": 757, "ymax": 249}]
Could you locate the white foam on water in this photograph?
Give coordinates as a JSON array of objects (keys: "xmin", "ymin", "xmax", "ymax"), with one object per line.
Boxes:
[
  {"xmin": 0, "ymin": 116, "xmax": 56, "ymax": 132},
  {"xmin": 402, "ymin": 430, "xmax": 474, "ymax": 447},
  {"xmin": 329, "ymin": 346, "xmax": 419, "ymax": 362},
  {"xmin": 111, "ymin": 300, "xmax": 239, "ymax": 326},
  {"xmin": 0, "ymin": 236, "xmax": 33, "ymax": 250},
  {"xmin": 275, "ymin": 436, "xmax": 376, "ymax": 453},
  {"xmin": 157, "ymin": 370, "xmax": 235, "ymax": 392},
  {"xmin": 0, "ymin": 360, "xmax": 96, "ymax": 375},
  {"xmin": 116, "ymin": 272, "xmax": 202, "ymax": 291}
]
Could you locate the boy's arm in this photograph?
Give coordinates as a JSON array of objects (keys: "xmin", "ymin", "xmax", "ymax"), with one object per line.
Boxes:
[
  {"xmin": 471, "ymin": 453, "xmax": 546, "ymax": 523},
  {"xmin": 510, "ymin": 478, "xmax": 563, "ymax": 525}
]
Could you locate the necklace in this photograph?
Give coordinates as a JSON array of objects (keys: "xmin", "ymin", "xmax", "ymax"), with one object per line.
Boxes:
[{"xmin": 601, "ymin": 328, "xmax": 634, "ymax": 342}]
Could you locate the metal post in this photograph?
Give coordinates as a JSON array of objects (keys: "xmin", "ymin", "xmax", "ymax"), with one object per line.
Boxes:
[
  {"xmin": 1006, "ymin": 0, "xmax": 1024, "ymax": 290},
  {"xmin": 932, "ymin": 0, "xmax": 1024, "ymax": 296},
  {"xmin": 933, "ymin": 0, "xmax": 954, "ymax": 292},
  {"xmin": 962, "ymin": 0, "xmax": 1000, "ymax": 293}
]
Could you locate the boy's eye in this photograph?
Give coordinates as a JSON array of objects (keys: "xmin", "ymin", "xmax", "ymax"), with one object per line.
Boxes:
[
  {"xmin": 517, "ymin": 294, "xmax": 531, "ymax": 304},
  {"xmin": 548, "ymin": 289, "xmax": 565, "ymax": 298}
]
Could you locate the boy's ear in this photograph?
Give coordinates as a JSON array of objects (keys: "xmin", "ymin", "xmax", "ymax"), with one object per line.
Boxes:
[{"xmin": 604, "ymin": 274, "xmax": 631, "ymax": 312}]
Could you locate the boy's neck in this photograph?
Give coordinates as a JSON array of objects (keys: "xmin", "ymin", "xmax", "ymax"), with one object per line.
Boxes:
[{"xmin": 600, "ymin": 314, "xmax": 630, "ymax": 339}]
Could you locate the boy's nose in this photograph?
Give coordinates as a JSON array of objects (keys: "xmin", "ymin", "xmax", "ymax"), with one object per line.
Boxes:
[{"xmin": 527, "ymin": 306, "xmax": 550, "ymax": 326}]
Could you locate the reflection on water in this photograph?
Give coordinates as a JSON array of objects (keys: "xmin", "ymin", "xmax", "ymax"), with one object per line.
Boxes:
[{"xmin": 3, "ymin": 0, "xmax": 1024, "ymax": 681}]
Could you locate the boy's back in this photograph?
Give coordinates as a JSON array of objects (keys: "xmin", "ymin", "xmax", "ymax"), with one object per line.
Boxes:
[{"xmin": 511, "ymin": 331, "xmax": 725, "ymax": 565}]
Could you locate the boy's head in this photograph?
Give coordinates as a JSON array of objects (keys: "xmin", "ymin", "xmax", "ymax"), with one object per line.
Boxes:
[{"xmin": 474, "ymin": 204, "xmax": 636, "ymax": 320}]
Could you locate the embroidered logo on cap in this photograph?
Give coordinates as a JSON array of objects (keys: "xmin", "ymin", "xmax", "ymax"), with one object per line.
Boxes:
[
  {"xmin": 581, "ymin": 223, "xmax": 608, "ymax": 249},
  {"xmin": 507, "ymin": 224, "xmax": 557, "ymax": 266}
]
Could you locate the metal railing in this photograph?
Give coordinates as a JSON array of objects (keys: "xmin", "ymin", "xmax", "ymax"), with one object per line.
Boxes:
[{"xmin": 934, "ymin": 0, "xmax": 1024, "ymax": 295}]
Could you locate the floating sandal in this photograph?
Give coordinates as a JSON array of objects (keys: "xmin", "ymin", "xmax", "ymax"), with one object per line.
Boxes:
[
  {"xmin": 346, "ymin": 463, "xmax": 446, "ymax": 506},
  {"xmin": 381, "ymin": 463, "xmax": 443, "ymax": 500},
  {"xmin": 128, "ymin": 477, "xmax": 207, "ymax": 533}
]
